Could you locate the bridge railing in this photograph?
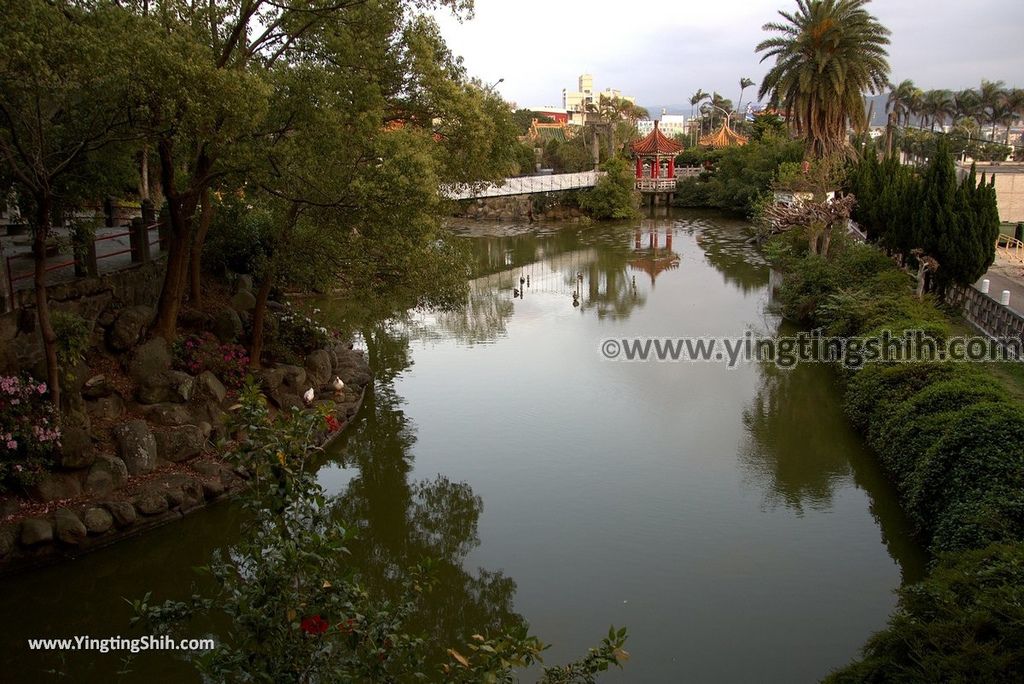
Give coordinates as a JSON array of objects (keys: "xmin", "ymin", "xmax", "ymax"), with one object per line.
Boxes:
[
  {"xmin": 996, "ymin": 234, "xmax": 1024, "ymax": 264},
  {"xmin": 444, "ymin": 170, "xmax": 604, "ymax": 200}
]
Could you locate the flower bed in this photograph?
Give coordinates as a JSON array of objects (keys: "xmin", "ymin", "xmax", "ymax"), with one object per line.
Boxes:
[
  {"xmin": 173, "ymin": 333, "xmax": 250, "ymax": 389},
  {"xmin": 0, "ymin": 375, "xmax": 61, "ymax": 493}
]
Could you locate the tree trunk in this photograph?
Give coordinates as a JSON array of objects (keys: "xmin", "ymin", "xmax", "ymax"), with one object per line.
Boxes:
[
  {"xmin": 249, "ymin": 273, "xmax": 274, "ymax": 370},
  {"xmin": 32, "ymin": 195, "xmax": 61, "ymax": 414},
  {"xmin": 249, "ymin": 203, "xmax": 299, "ymax": 369},
  {"xmin": 140, "ymin": 146, "xmax": 150, "ymax": 200},
  {"xmin": 189, "ymin": 187, "xmax": 213, "ymax": 307},
  {"xmin": 916, "ymin": 263, "xmax": 927, "ymax": 299},
  {"xmin": 820, "ymin": 225, "xmax": 833, "ymax": 258}
]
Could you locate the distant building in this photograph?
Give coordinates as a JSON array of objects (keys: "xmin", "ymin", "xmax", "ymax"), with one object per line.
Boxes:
[
  {"xmin": 637, "ymin": 114, "xmax": 687, "ymax": 139},
  {"xmin": 524, "ymin": 106, "xmax": 569, "ymax": 125},
  {"xmin": 563, "ymin": 74, "xmax": 636, "ymax": 126}
]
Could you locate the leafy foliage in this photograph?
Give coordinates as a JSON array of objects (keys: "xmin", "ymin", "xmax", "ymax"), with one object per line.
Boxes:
[
  {"xmin": 172, "ymin": 333, "xmax": 251, "ymax": 390},
  {"xmin": 0, "ymin": 374, "xmax": 61, "ymax": 493},
  {"xmin": 579, "ymin": 158, "xmax": 638, "ymax": 220}
]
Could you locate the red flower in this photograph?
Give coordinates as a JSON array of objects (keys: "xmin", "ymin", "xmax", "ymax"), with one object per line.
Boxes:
[
  {"xmin": 325, "ymin": 415, "xmax": 341, "ymax": 432},
  {"xmin": 301, "ymin": 615, "xmax": 329, "ymax": 635},
  {"xmin": 337, "ymin": 617, "xmax": 357, "ymax": 635}
]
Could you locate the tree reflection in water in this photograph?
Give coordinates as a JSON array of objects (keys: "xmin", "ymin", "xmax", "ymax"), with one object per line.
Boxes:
[{"xmin": 330, "ymin": 322, "xmax": 525, "ymax": 659}]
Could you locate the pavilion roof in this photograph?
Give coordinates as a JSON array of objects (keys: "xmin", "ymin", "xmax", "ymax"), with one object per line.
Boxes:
[
  {"xmin": 631, "ymin": 120, "xmax": 684, "ymax": 155},
  {"xmin": 699, "ymin": 120, "xmax": 749, "ymax": 149}
]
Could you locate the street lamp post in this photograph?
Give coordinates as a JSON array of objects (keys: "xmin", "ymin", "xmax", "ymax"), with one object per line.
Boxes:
[{"xmin": 487, "ymin": 77, "xmax": 504, "ymax": 92}]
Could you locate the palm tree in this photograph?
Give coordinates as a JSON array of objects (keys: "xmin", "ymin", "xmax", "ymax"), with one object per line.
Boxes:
[
  {"xmin": 708, "ymin": 92, "xmax": 734, "ymax": 131},
  {"xmin": 954, "ymin": 88, "xmax": 982, "ymax": 128},
  {"xmin": 736, "ymin": 77, "xmax": 756, "ymax": 123},
  {"xmin": 978, "ymin": 79, "xmax": 1007, "ymax": 141},
  {"xmin": 757, "ymin": 0, "xmax": 891, "ymax": 158},
  {"xmin": 887, "ymin": 79, "xmax": 921, "ymax": 128},
  {"xmin": 1005, "ymin": 88, "xmax": 1024, "ymax": 145},
  {"xmin": 920, "ymin": 89, "xmax": 954, "ymax": 132},
  {"xmin": 690, "ymin": 89, "xmax": 710, "ymax": 138}
]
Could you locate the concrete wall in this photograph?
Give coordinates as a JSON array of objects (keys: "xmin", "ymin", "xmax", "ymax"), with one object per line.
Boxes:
[
  {"xmin": 958, "ymin": 164, "xmax": 1024, "ymax": 223},
  {"xmin": 948, "ymin": 283, "xmax": 1024, "ymax": 343}
]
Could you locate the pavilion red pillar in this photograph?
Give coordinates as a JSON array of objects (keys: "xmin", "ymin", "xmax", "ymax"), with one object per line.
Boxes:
[
  {"xmin": 635, "ymin": 157, "xmax": 643, "ymax": 179},
  {"xmin": 668, "ymin": 157, "xmax": 675, "ymax": 179}
]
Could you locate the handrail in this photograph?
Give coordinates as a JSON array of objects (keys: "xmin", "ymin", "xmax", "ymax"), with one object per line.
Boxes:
[
  {"xmin": 5, "ymin": 222, "xmax": 162, "ymax": 304},
  {"xmin": 996, "ymin": 234, "xmax": 1024, "ymax": 264}
]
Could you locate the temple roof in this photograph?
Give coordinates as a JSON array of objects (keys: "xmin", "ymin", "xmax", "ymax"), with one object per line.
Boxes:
[
  {"xmin": 699, "ymin": 120, "xmax": 749, "ymax": 149},
  {"xmin": 631, "ymin": 120, "xmax": 684, "ymax": 155},
  {"xmin": 521, "ymin": 118, "xmax": 573, "ymax": 144}
]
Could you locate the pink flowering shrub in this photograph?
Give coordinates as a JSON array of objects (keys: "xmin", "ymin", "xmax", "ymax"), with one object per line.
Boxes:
[
  {"xmin": 0, "ymin": 374, "xmax": 61, "ymax": 493},
  {"xmin": 173, "ymin": 333, "xmax": 250, "ymax": 389}
]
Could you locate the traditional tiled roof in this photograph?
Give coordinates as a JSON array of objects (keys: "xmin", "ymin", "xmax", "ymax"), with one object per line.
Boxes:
[
  {"xmin": 699, "ymin": 120, "xmax": 749, "ymax": 148},
  {"xmin": 521, "ymin": 118, "xmax": 573, "ymax": 144},
  {"xmin": 631, "ymin": 120, "xmax": 684, "ymax": 155}
]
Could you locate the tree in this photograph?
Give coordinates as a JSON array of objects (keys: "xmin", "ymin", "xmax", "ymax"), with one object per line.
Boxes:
[
  {"xmin": 887, "ymin": 79, "xmax": 921, "ymax": 128},
  {"xmin": 690, "ymin": 89, "xmax": 710, "ymax": 141},
  {"xmin": 757, "ymin": 0, "xmax": 891, "ymax": 158},
  {"xmin": 579, "ymin": 158, "xmax": 638, "ymax": 220},
  {"xmin": 736, "ymin": 77, "xmax": 756, "ymax": 125},
  {"xmin": 978, "ymin": 79, "xmax": 1007, "ymax": 141},
  {"xmin": 0, "ymin": 1, "xmax": 138, "ymax": 411}
]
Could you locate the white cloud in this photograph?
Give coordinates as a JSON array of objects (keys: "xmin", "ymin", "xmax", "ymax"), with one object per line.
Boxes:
[{"xmin": 432, "ymin": 0, "xmax": 1024, "ymax": 112}]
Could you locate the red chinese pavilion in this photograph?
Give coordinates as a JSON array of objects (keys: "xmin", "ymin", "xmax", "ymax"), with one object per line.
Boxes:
[{"xmin": 631, "ymin": 120, "xmax": 684, "ymax": 206}]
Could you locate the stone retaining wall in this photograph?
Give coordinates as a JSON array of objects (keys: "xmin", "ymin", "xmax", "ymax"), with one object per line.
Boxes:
[
  {"xmin": 0, "ymin": 258, "xmax": 166, "ymax": 376},
  {"xmin": 454, "ymin": 193, "xmax": 589, "ymax": 222}
]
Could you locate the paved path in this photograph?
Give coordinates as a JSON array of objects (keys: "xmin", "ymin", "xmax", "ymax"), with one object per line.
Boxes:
[{"xmin": 977, "ymin": 254, "xmax": 1024, "ymax": 316}]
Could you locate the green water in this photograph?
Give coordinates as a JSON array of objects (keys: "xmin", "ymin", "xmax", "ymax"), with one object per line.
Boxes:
[{"xmin": 0, "ymin": 210, "xmax": 925, "ymax": 682}]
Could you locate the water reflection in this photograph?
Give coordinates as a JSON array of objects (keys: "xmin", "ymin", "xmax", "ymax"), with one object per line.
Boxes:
[{"xmin": 327, "ymin": 327, "xmax": 524, "ymax": 653}]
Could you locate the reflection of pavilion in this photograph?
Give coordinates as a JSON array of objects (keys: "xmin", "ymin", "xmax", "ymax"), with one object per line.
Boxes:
[{"xmin": 629, "ymin": 221, "xmax": 680, "ymax": 287}]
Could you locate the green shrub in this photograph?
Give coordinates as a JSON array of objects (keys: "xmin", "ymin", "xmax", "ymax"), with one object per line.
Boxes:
[
  {"xmin": 0, "ymin": 373, "xmax": 61, "ymax": 493},
  {"xmin": 825, "ymin": 543, "xmax": 1024, "ymax": 683},
  {"xmin": 931, "ymin": 486, "xmax": 1024, "ymax": 554},
  {"xmin": 844, "ymin": 362, "xmax": 960, "ymax": 431},
  {"xmin": 907, "ymin": 403, "xmax": 1024, "ymax": 537}
]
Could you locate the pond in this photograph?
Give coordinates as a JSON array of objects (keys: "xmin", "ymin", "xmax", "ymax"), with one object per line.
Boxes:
[{"xmin": 0, "ymin": 210, "xmax": 925, "ymax": 683}]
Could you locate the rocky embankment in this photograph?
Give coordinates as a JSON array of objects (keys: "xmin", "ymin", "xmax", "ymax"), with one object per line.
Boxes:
[{"xmin": 0, "ymin": 295, "xmax": 372, "ymax": 574}]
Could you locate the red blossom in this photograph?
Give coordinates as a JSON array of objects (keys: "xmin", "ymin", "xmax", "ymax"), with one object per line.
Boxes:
[
  {"xmin": 300, "ymin": 615, "xmax": 329, "ymax": 635},
  {"xmin": 325, "ymin": 415, "xmax": 341, "ymax": 432}
]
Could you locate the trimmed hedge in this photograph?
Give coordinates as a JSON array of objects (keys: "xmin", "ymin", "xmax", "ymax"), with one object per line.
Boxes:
[{"xmin": 770, "ymin": 235, "xmax": 1024, "ymax": 681}]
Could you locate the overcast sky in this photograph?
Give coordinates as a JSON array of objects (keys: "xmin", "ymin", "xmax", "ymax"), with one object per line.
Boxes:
[{"xmin": 431, "ymin": 0, "xmax": 1024, "ymax": 112}]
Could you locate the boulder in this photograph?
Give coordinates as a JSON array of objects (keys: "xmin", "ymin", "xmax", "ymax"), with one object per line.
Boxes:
[
  {"xmin": 86, "ymin": 393, "xmax": 125, "ymax": 422},
  {"xmin": 20, "ymin": 518, "xmax": 53, "ymax": 546},
  {"xmin": 201, "ymin": 477, "xmax": 226, "ymax": 499},
  {"xmin": 154, "ymin": 425, "xmax": 205, "ymax": 463},
  {"xmin": 104, "ymin": 501, "xmax": 137, "ymax": 528},
  {"xmin": 213, "ymin": 307, "xmax": 243, "ymax": 343},
  {"xmin": 259, "ymin": 367, "xmax": 287, "ymax": 392},
  {"xmin": 129, "ymin": 338, "xmax": 172, "ymax": 385},
  {"xmin": 0, "ymin": 525, "xmax": 17, "ymax": 557},
  {"xmin": 82, "ymin": 374, "xmax": 114, "ymax": 400},
  {"xmin": 83, "ymin": 507, "xmax": 113, "ymax": 535},
  {"xmin": 279, "ymin": 365, "xmax": 307, "ymax": 392},
  {"xmin": 198, "ymin": 421, "xmax": 212, "ymax": 439},
  {"xmin": 54, "ymin": 509, "xmax": 88, "ymax": 545},
  {"xmin": 230, "ymin": 290, "xmax": 257, "ymax": 313},
  {"xmin": 195, "ymin": 371, "xmax": 226, "ymax": 405},
  {"xmin": 234, "ymin": 274, "xmax": 253, "ymax": 293},
  {"xmin": 114, "ymin": 420, "xmax": 158, "ymax": 475},
  {"xmin": 29, "ymin": 472, "xmax": 83, "ymax": 502},
  {"xmin": 334, "ymin": 349, "xmax": 372, "ymax": 387},
  {"xmin": 86, "ymin": 454, "xmax": 129, "ymax": 495},
  {"xmin": 133, "ymin": 488, "xmax": 169, "ymax": 516},
  {"xmin": 166, "ymin": 371, "xmax": 194, "ymax": 403},
  {"xmin": 108, "ymin": 305, "xmax": 153, "ymax": 351},
  {"xmin": 265, "ymin": 388, "xmax": 302, "ymax": 412},
  {"xmin": 304, "ymin": 350, "xmax": 332, "ymax": 388},
  {"xmin": 191, "ymin": 460, "xmax": 223, "ymax": 479},
  {"xmin": 59, "ymin": 424, "xmax": 96, "ymax": 469},
  {"xmin": 143, "ymin": 403, "xmax": 194, "ymax": 426}
]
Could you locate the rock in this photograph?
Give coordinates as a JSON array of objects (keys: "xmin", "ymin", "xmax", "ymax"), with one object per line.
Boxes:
[
  {"xmin": 200, "ymin": 477, "xmax": 226, "ymax": 499},
  {"xmin": 195, "ymin": 371, "xmax": 226, "ymax": 405},
  {"xmin": 165, "ymin": 487, "xmax": 187, "ymax": 508},
  {"xmin": 133, "ymin": 488, "xmax": 169, "ymax": 516},
  {"xmin": 265, "ymin": 388, "xmax": 302, "ymax": 412},
  {"xmin": 59, "ymin": 424, "xmax": 96, "ymax": 469},
  {"xmin": 54, "ymin": 509, "xmax": 88, "ymax": 545},
  {"xmin": 143, "ymin": 403, "xmax": 194, "ymax": 426},
  {"xmin": 191, "ymin": 460, "xmax": 222, "ymax": 478},
  {"xmin": 114, "ymin": 420, "xmax": 158, "ymax": 475},
  {"xmin": 129, "ymin": 338, "xmax": 172, "ymax": 386},
  {"xmin": 86, "ymin": 393, "xmax": 125, "ymax": 422},
  {"xmin": 267, "ymin": 299, "xmax": 286, "ymax": 312},
  {"xmin": 29, "ymin": 472, "xmax": 83, "ymax": 502},
  {"xmin": 0, "ymin": 525, "xmax": 17, "ymax": 557},
  {"xmin": 20, "ymin": 518, "xmax": 53, "ymax": 546},
  {"xmin": 104, "ymin": 501, "xmax": 137, "ymax": 527},
  {"xmin": 83, "ymin": 507, "xmax": 113, "ymax": 534},
  {"xmin": 230, "ymin": 290, "xmax": 257, "ymax": 313},
  {"xmin": 279, "ymin": 365, "xmax": 307, "ymax": 392},
  {"xmin": 108, "ymin": 305, "xmax": 153, "ymax": 351},
  {"xmin": 198, "ymin": 421, "xmax": 212, "ymax": 439},
  {"xmin": 213, "ymin": 307, "xmax": 243, "ymax": 343},
  {"xmin": 304, "ymin": 350, "xmax": 332, "ymax": 387},
  {"xmin": 154, "ymin": 424, "xmax": 205, "ymax": 462},
  {"xmin": 259, "ymin": 367, "xmax": 287, "ymax": 392},
  {"xmin": 166, "ymin": 371, "xmax": 194, "ymax": 403},
  {"xmin": 82, "ymin": 374, "xmax": 114, "ymax": 400},
  {"xmin": 334, "ymin": 349, "xmax": 372, "ymax": 387},
  {"xmin": 234, "ymin": 274, "xmax": 253, "ymax": 293},
  {"xmin": 181, "ymin": 478, "xmax": 204, "ymax": 507},
  {"xmin": 86, "ymin": 454, "xmax": 129, "ymax": 495}
]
